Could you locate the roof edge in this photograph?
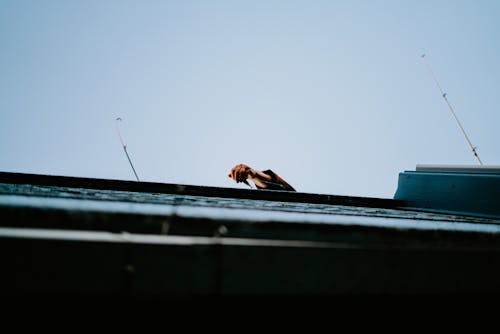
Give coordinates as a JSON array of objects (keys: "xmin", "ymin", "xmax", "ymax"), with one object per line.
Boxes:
[{"xmin": 0, "ymin": 171, "xmax": 400, "ymax": 209}]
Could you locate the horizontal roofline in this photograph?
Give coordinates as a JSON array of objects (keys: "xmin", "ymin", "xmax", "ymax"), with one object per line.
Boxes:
[{"xmin": 0, "ymin": 171, "xmax": 400, "ymax": 209}]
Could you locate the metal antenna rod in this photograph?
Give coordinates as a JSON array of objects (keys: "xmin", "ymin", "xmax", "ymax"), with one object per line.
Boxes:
[
  {"xmin": 421, "ymin": 54, "xmax": 483, "ymax": 165},
  {"xmin": 116, "ymin": 117, "xmax": 141, "ymax": 181}
]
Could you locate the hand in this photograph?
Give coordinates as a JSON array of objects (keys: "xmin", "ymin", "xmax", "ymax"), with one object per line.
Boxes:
[{"xmin": 228, "ymin": 164, "xmax": 256, "ymax": 183}]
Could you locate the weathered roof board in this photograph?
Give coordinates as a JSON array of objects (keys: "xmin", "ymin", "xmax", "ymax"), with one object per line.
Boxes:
[{"xmin": 1, "ymin": 172, "xmax": 500, "ymax": 295}]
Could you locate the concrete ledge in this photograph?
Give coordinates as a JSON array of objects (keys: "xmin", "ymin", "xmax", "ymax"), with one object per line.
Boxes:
[{"xmin": 394, "ymin": 171, "xmax": 500, "ymax": 218}]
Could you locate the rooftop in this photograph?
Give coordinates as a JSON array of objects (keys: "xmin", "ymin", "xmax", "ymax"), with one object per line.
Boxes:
[{"xmin": 1, "ymin": 171, "xmax": 500, "ymax": 295}]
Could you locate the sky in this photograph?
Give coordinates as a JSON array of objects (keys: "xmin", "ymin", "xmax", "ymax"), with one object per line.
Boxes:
[{"xmin": 1, "ymin": 0, "xmax": 499, "ymax": 199}]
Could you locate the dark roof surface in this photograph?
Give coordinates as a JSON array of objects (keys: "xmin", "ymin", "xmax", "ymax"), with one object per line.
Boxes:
[
  {"xmin": 2, "ymin": 171, "xmax": 500, "ymax": 295},
  {"xmin": 1, "ymin": 171, "xmax": 499, "ymax": 229}
]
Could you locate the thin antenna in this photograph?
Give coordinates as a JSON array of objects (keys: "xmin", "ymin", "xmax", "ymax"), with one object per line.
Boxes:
[
  {"xmin": 421, "ymin": 54, "xmax": 483, "ymax": 165},
  {"xmin": 115, "ymin": 117, "xmax": 141, "ymax": 181}
]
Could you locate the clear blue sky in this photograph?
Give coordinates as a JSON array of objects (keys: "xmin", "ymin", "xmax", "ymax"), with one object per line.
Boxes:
[{"xmin": 1, "ymin": 0, "xmax": 499, "ymax": 198}]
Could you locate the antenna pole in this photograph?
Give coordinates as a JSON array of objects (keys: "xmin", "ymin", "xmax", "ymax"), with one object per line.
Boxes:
[
  {"xmin": 116, "ymin": 117, "xmax": 141, "ymax": 181},
  {"xmin": 421, "ymin": 54, "xmax": 483, "ymax": 165}
]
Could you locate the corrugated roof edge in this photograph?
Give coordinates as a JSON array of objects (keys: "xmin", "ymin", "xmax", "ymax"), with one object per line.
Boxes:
[{"xmin": 0, "ymin": 171, "xmax": 400, "ymax": 210}]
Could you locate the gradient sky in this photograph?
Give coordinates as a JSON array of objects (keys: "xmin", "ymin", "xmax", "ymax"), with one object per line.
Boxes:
[{"xmin": 1, "ymin": 0, "xmax": 499, "ymax": 198}]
